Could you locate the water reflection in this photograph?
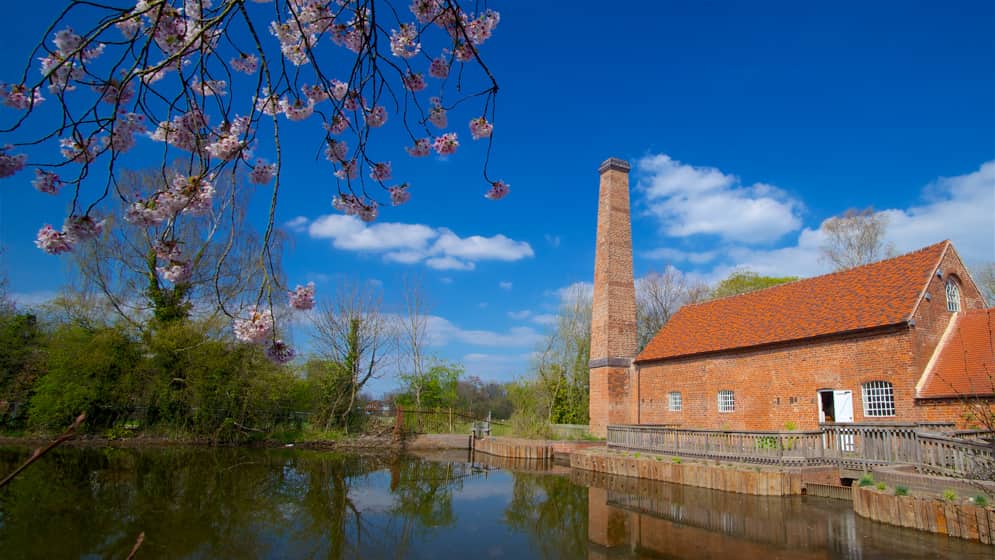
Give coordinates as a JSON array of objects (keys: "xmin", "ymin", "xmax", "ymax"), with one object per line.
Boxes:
[
  {"xmin": 575, "ymin": 468, "xmax": 992, "ymax": 560},
  {"xmin": 0, "ymin": 446, "xmax": 991, "ymax": 559}
]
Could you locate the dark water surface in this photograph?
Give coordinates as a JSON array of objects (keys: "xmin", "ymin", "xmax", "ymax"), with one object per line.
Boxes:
[{"xmin": 0, "ymin": 446, "xmax": 990, "ymax": 559}]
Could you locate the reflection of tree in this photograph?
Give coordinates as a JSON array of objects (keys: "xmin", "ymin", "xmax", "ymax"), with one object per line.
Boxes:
[{"xmin": 503, "ymin": 472, "xmax": 588, "ymax": 559}]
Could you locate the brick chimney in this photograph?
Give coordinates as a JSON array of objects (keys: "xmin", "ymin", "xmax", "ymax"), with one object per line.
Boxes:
[{"xmin": 589, "ymin": 157, "xmax": 637, "ymax": 437}]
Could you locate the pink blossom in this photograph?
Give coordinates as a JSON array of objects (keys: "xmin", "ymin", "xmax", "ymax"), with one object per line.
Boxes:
[
  {"xmin": 390, "ymin": 24, "xmax": 421, "ymax": 58},
  {"xmin": 116, "ymin": 16, "xmax": 141, "ymax": 39},
  {"xmin": 249, "ymin": 159, "xmax": 277, "ymax": 185},
  {"xmin": 402, "ymin": 72, "xmax": 427, "ymax": 92},
  {"xmin": 230, "ymin": 53, "xmax": 259, "ymax": 74},
  {"xmin": 366, "ymin": 105, "xmax": 387, "ymax": 127},
  {"xmin": 190, "ymin": 78, "xmax": 227, "ymax": 97},
  {"xmin": 0, "ymin": 83, "xmax": 44, "ymax": 110},
  {"xmin": 32, "ymin": 169, "xmax": 61, "ymax": 194},
  {"xmin": 334, "ymin": 159, "xmax": 358, "ymax": 180},
  {"xmin": 59, "ymin": 137, "xmax": 99, "ymax": 164},
  {"xmin": 205, "ymin": 116, "xmax": 249, "ymax": 161},
  {"xmin": 432, "ymin": 132, "xmax": 459, "ymax": 156},
  {"xmin": 233, "ymin": 306, "xmax": 274, "ymax": 344},
  {"xmin": 325, "ymin": 139, "xmax": 348, "ymax": 162},
  {"xmin": 288, "ymin": 282, "xmax": 315, "ymax": 310},
  {"xmin": 270, "ymin": 21, "xmax": 313, "ymax": 66},
  {"xmin": 265, "ymin": 339, "xmax": 295, "ymax": 363},
  {"xmin": 301, "ymin": 84, "xmax": 329, "ymax": 103},
  {"xmin": 410, "ymin": 0, "xmax": 442, "ymax": 23},
  {"xmin": 329, "ymin": 79, "xmax": 348, "ymax": 100},
  {"xmin": 429, "ymin": 55, "xmax": 450, "ymax": 79},
  {"xmin": 172, "ymin": 174, "xmax": 215, "ymax": 215},
  {"xmin": 281, "ymin": 97, "xmax": 315, "ymax": 121},
  {"xmin": 35, "ymin": 225, "xmax": 73, "ymax": 254},
  {"xmin": 428, "ymin": 97, "xmax": 447, "ymax": 128},
  {"xmin": 94, "ymin": 78, "xmax": 135, "ymax": 105},
  {"xmin": 154, "ymin": 240, "xmax": 183, "ymax": 261},
  {"xmin": 157, "ymin": 261, "xmax": 191, "ymax": 284},
  {"xmin": 485, "ymin": 180, "xmax": 510, "ymax": 200},
  {"xmin": 390, "ymin": 184, "xmax": 411, "ymax": 206},
  {"xmin": 343, "ymin": 91, "xmax": 364, "ymax": 111},
  {"xmin": 63, "ymin": 215, "xmax": 104, "ymax": 242},
  {"xmin": 254, "ymin": 90, "xmax": 282, "ymax": 116},
  {"xmin": 324, "ymin": 112, "xmax": 349, "ymax": 135},
  {"xmin": 453, "ymin": 42, "xmax": 475, "ymax": 62},
  {"xmin": 0, "ymin": 146, "xmax": 27, "ymax": 178},
  {"xmin": 369, "ymin": 162, "xmax": 391, "ymax": 181},
  {"xmin": 405, "ymin": 138, "xmax": 431, "ymax": 157},
  {"xmin": 125, "ymin": 198, "xmax": 168, "ymax": 227},
  {"xmin": 357, "ymin": 200, "xmax": 378, "ymax": 222},
  {"xmin": 464, "ymin": 10, "xmax": 501, "ymax": 45},
  {"xmin": 105, "ymin": 112, "xmax": 147, "ymax": 152},
  {"xmin": 469, "ymin": 117, "xmax": 493, "ymax": 140}
]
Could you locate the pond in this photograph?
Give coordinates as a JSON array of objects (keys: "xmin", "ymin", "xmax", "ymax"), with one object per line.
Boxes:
[{"xmin": 0, "ymin": 445, "xmax": 990, "ymax": 559}]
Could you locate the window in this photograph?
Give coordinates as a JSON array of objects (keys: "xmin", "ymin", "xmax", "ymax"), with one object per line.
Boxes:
[
  {"xmin": 718, "ymin": 390, "xmax": 735, "ymax": 413},
  {"xmin": 668, "ymin": 392, "xmax": 682, "ymax": 412},
  {"xmin": 945, "ymin": 280, "xmax": 961, "ymax": 312},
  {"xmin": 862, "ymin": 381, "xmax": 895, "ymax": 417}
]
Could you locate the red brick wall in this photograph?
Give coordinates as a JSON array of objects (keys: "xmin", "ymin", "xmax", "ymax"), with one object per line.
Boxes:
[
  {"xmin": 636, "ymin": 328, "xmax": 922, "ymax": 431},
  {"xmin": 590, "ymin": 366, "xmax": 634, "ymax": 437},
  {"xmin": 909, "ymin": 246, "xmax": 988, "ymax": 379},
  {"xmin": 915, "ymin": 398, "xmax": 995, "ymax": 429}
]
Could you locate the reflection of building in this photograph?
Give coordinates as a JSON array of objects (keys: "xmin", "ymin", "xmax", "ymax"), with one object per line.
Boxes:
[{"xmin": 589, "ymin": 158, "xmax": 992, "ymax": 435}]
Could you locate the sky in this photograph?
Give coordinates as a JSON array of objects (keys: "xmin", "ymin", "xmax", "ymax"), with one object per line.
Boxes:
[{"xmin": 0, "ymin": 1, "xmax": 993, "ymax": 396}]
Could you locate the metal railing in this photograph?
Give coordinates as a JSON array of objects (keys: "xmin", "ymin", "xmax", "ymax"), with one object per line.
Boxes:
[{"xmin": 607, "ymin": 422, "xmax": 993, "ymax": 477}]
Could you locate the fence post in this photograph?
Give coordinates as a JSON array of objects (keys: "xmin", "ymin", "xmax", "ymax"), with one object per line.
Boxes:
[
  {"xmin": 393, "ymin": 406, "xmax": 404, "ymax": 442},
  {"xmin": 449, "ymin": 407, "xmax": 453, "ymax": 433}
]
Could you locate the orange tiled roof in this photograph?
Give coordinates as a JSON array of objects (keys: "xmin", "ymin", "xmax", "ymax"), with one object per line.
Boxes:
[
  {"xmin": 636, "ymin": 241, "xmax": 950, "ymax": 363},
  {"xmin": 918, "ymin": 309, "xmax": 995, "ymax": 399}
]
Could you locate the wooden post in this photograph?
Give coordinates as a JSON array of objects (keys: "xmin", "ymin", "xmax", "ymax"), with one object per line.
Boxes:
[{"xmin": 449, "ymin": 407, "xmax": 453, "ymax": 433}]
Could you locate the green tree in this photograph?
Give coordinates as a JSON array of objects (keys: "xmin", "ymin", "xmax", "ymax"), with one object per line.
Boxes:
[
  {"xmin": 397, "ymin": 361, "xmax": 462, "ymax": 410},
  {"xmin": 711, "ymin": 269, "xmax": 798, "ymax": 299}
]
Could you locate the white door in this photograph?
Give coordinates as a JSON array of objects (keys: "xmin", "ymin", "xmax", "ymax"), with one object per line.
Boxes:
[
  {"xmin": 833, "ymin": 391, "xmax": 854, "ymax": 423},
  {"xmin": 833, "ymin": 390, "xmax": 855, "ymax": 451}
]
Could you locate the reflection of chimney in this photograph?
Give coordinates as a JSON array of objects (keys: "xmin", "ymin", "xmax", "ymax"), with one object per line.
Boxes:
[{"xmin": 589, "ymin": 158, "xmax": 637, "ymax": 437}]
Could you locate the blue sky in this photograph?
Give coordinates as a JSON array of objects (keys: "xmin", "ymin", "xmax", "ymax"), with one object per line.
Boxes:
[{"xmin": 1, "ymin": 1, "xmax": 993, "ymax": 395}]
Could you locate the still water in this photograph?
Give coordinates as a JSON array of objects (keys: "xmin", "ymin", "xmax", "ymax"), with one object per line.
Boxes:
[{"xmin": 0, "ymin": 445, "xmax": 990, "ymax": 559}]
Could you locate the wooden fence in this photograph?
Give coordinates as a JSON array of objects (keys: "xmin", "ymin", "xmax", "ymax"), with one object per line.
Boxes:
[{"xmin": 607, "ymin": 422, "xmax": 994, "ymax": 478}]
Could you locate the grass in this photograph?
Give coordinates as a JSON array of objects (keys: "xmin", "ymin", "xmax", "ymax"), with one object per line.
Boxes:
[
  {"xmin": 671, "ymin": 457, "xmax": 682, "ymax": 464},
  {"xmin": 894, "ymin": 485, "xmax": 909, "ymax": 496},
  {"xmin": 876, "ymin": 482, "xmax": 886, "ymax": 491},
  {"xmin": 943, "ymin": 489, "xmax": 958, "ymax": 502},
  {"xmin": 858, "ymin": 473, "xmax": 875, "ymax": 487}
]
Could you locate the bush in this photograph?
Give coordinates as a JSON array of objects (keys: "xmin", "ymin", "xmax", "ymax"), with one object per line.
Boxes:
[
  {"xmin": 671, "ymin": 457, "xmax": 682, "ymax": 464},
  {"xmin": 973, "ymin": 494, "xmax": 989, "ymax": 507},
  {"xmin": 942, "ymin": 489, "xmax": 958, "ymax": 502},
  {"xmin": 894, "ymin": 485, "xmax": 908, "ymax": 496},
  {"xmin": 875, "ymin": 482, "xmax": 886, "ymax": 491},
  {"xmin": 858, "ymin": 474, "xmax": 874, "ymax": 487}
]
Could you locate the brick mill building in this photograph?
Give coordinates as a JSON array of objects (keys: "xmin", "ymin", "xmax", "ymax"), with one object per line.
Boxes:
[{"xmin": 589, "ymin": 158, "xmax": 993, "ymax": 437}]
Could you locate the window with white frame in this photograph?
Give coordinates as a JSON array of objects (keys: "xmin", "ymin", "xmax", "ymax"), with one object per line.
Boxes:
[
  {"xmin": 945, "ymin": 280, "xmax": 961, "ymax": 312},
  {"xmin": 717, "ymin": 390, "xmax": 735, "ymax": 413},
  {"xmin": 668, "ymin": 392, "xmax": 682, "ymax": 412},
  {"xmin": 862, "ymin": 381, "xmax": 895, "ymax": 417}
]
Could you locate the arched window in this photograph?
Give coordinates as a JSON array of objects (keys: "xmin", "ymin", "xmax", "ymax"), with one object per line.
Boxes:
[
  {"xmin": 945, "ymin": 279, "xmax": 961, "ymax": 312},
  {"xmin": 862, "ymin": 381, "xmax": 895, "ymax": 417}
]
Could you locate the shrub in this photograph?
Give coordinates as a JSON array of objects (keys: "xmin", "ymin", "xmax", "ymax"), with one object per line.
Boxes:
[
  {"xmin": 671, "ymin": 457, "xmax": 682, "ymax": 464},
  {"xmin": 875, "ymin": 482, "xmax": 886, "ymax": 491},
  {"xmin": 942, "ymin": 489, "xmax": 958, "ymax": 502},
  {"xmin": 858, "ymin": 474, "xmax": 874, "ymax": 487},
  {"xmin": 894, "ymin": 486, "xmax": 908, "ymax": 496},
  {"xmin": 783, "ymin": 420, "xmax": 798, "ymax": 431},
  {"xmin": 633, "ymin": 452, "xmax": 641, "ymax": 458},
  {"xmin": 972, "ymin": 494, "xmax": 988, "ymax": 506}
]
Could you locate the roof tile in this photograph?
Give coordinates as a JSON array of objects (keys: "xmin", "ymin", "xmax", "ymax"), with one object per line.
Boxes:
[
  {"xmin": 918, "ymin": 309, "xmax": 995, "ymax": 399},
  {"xmin": 636, "ymin": 241, "xmax": 949, "ymax": 362}
]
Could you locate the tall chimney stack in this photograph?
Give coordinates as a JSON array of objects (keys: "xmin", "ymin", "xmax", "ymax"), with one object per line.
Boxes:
[{"xmin": 589, "ymin": 157, "xmax": 637, "ymax": 437}]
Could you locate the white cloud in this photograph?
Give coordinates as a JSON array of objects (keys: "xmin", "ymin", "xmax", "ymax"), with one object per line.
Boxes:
[
  {"xmin": 10, "ymin": 290, "xmax": 59, "ymax": 307},
  {"xmin": 507, "ymin": 310, "xmax": 531, "ymax": 320},
  {"xmin": 285, "ymin": 216, "xmax": 309, "ymax": 232},
  {"xmin": 305, "ymin": 215, "xmax": 533, "ymax": 271},
  {"xmin": 642, "ymin": 247, "xmax": 718, "ymax": 264},
  {"xmin": 425, "ymin": 316, "xmax": 544, "ymax": 348},
  {"xmin": 531, "ymin": 313, "xmax": 558, "ymax": 326},
  {"xmin": 685, "ymin": 160, "xmax": 995, "ymax": 281},
  {"xmin": 499, "ymin": 281, "xmax": 512, "ymax": 290},
  {"xmin": 552, "ymin": 281, "xmax": 593, "ymax": 304},
  {"xmin": 636, "ymin": 154, "xmax": 802, "ymax": 243},
  {"xmin": 462, "ymin": 352, "xmax": 536, "ymax": 382}
]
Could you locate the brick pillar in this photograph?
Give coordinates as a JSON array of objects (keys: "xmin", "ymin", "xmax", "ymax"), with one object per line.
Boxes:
[{"xmin": 589, "ymin": 158, "xmax": 637, "ymax": 437}]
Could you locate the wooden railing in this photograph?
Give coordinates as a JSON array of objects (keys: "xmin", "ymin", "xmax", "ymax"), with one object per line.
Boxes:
[{"xmin": 607, "ymin": 422, "xmax": 993, "ymax": 477}]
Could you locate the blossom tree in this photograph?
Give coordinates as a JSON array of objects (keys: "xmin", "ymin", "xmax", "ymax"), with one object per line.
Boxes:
[{"xmin": 0, "ymin": 0, "xmax": 507, "ymax": 360}]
